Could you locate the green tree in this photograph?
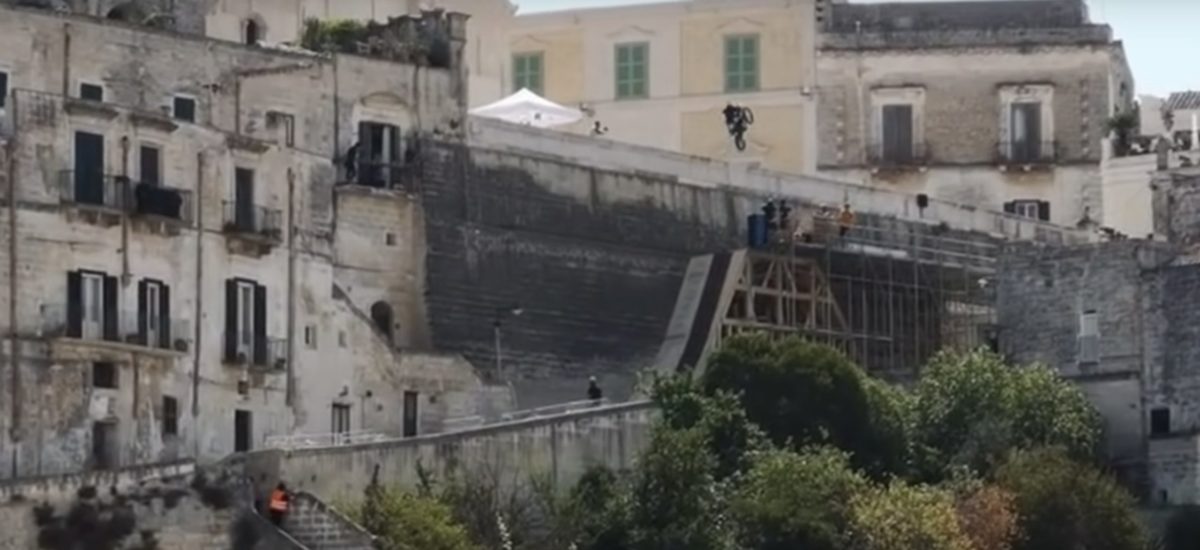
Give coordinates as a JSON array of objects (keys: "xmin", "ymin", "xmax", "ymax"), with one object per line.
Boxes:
[
  {"xmin": 911, "ymin": 350, "xmax": 1101, "ymax": 479},
  {"xmin": 351, "ymin": 482, "xmax": 478, "ymax": 550},
  {"xmin": 702, "ymin": 334, "xmax": 908, "ymax": 476},
  {"xmin": 300, "ymin": 18, "xmax": 368, "ymax": 52},
  {"xmin": 730, "ymin": 447, "xmax": 867, "ymax": 550},
  {"xmin": 567, "ymin": 467, "xmax": 633, "ymax": 550},
  {"xmin": 652, "ymin": 374, "xmax": 767, "ymax": 480},
  {"xmin": 627, "ymin": 426, "xmax": 734, "ymax": 550},
  {"xmin": 848, "ymin": 481, "xmax": 973, "ymax": 550},
  {"xmin": 994, "ymin": 447, "xmax": 1148, "ymax": 550}
]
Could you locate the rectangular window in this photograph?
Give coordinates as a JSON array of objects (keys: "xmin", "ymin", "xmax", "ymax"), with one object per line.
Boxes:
[
  {"xmin": 1078, "ymin": 309, "xmax": 1099, "ymax": 364},
  {"xmin": 512, "ymin": 52, "xmax": 544, "ymax": 95},
  {"xmin": 139, "ymin": 145, "xmax": 161, "ymax": 186},
  {"xmin": 234, "ymin": 409, "xmax": 252, "ymax": 452},
  {"xmin": 1151, "ymin": 407, "xmax": 1170, "ymax": 436},
  {"xmin": 93, "ymin": 361, "xmax": 117, "ymax": 389},
  {"xmin": 615, "ymin": 42, "xmax": 649, "ymax": 99},
  {"xmin": 357, "ymin": 121, "xmax": 403, "ymax": 187},
  {"xmin": 162, "ymin": 396, "xmax": 178, "ymax": 437},
  {"xmin": 332, "ymin": 403, "xmax": 351, "ymax": 439},
  {"xmin": 173, "ymin": 96, "xmax": 196, "ymax": 123},
  {"xmin": 82, "ymin": 272, "xmax": 105, "ymax": 340},
  {"xmin": 138, "ymin": 279, "xmax": 170, "ymax": 349},
  {"xmin": 233, "ymin": 167, "xmax": 255, "ymax": 230},
  {"xmin": 1010, "ymin": 102, "xmax": 1043, "ymax": 163},
  {"xmin": 724, "ymin": 34, "xmax": 760, "ymax": 93},
  {"xmin": 304, "ymin": 325, "xmax": 317, "ymax": 349},
  {"xmin": 1005, "ymin": 200, "xmax": 1049, "ymax": 222},
  {"xmin": 403, "ymin": 391, "xmax": 419, "ymax": 438},
  {"xmin": 73, "ymin": 131, "xmax": 106, "ymax": 207},
  {"xmin": 0, "ymin": 70, "xmax": 8, "ymax": 109},
  {"xmin": 80, "ymin": 83, "xmax": 104, "ymax": 102},
  {"xmin": 67, "ymin": 270, "xmax": 116, "ymax": 341},
  {"xmin": 92, "ymin": 421, "xmax": 117, "ymax": 470},
  {"xmin": 224, "ymin": 279, "xmax": 267, "ymax": 365},
  {"xmin": 880, "ymin": 104, "xmax": 915, "ymax": 164}
]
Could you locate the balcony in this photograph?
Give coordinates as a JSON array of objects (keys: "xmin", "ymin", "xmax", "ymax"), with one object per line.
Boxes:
[
  {"xmin": 57, "ymin": 171, "xmax": 192, "ymax": 228},
  {"xmin": 338, "ymin": 159, "xmax": 418, "ymax": 192},
  {"xmin": 222, "ymin": 331, "xmax": 288, "ymax": 371},
  {"xmin": 38, "ymin": 304, "xmax": 190, "ymax": 354},
  {"xmin": 58, "ymin": 171, "xmax": 129, "ymax": 212},
  {"xmin": 996, "ymin": 140, "xmax": 1058, "ymax": 166},
  {"xmin": 867, "ymin": 141, "xmax": 929, "ymax": 169},
  {"xmin": 130, "ymin": 182, "xmax": 193, "ymax": 225},
  {"xmin": 222, "ymin": 201, "xmax": 282, "ymax": 240}
]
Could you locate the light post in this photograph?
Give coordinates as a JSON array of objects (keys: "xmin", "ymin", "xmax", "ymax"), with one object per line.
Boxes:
[{"xmin": 493, "ymin": 305, "xmax": 523, "ymax": 382}]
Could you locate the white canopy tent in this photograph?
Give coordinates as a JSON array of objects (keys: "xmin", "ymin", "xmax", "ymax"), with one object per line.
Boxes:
[{"xmin": 469, "ymin": 88, "xmax": 584, "ymax": 128}]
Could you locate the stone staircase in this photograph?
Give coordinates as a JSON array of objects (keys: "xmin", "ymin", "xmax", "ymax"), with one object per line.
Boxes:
[{"xmin": 281, "ymin": 491, "xmax": 375, "ymax": 549}]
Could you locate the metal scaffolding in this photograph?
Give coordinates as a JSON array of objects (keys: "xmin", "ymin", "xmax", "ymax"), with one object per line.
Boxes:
[{"xmin": 717, "ymin": 216, "xmax": 997, "ymax": 379}]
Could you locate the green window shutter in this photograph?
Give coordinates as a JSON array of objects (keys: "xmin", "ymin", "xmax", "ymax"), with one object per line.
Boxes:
[
  {"xmin": 724, "ymin": 35, "xmax": 760, "ymax": 93},
  {"xmin": 615, "ymin": 42, "xmax": 649, "ymax": 99},
  {"xmin": 513, "ymin": 52, "xmax": 544, "ymax": 95}
]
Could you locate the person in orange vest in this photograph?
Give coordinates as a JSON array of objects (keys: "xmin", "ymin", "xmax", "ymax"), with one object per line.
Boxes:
[{"xmin": 268, "ymin": 482, "xmax": 291, "ymax": 526}]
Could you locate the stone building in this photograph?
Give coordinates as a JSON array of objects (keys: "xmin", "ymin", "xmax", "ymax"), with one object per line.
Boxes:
[
  {"xmin": 996, "ymin": 164, "xmax": 1200, "ymax": 504},
  {"xmin": 816, "ymin": 0, "xmax": 1134, "ymax": 229},
  {"xmin": 0, "ymin": 3, "xmax": 500, "ymax": 479}
]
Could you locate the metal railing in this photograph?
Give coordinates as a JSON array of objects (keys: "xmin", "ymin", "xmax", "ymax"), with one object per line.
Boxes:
[
  {"xmin": 264, "ymin": 430, "xmax": 389, "ymax": 450},
  {"xmin": 223, "ymin": 331, "xmax": 288, "ymax": 369},
  {"xmin": 866, "ymin": 141, "xmax": 929, "ymax": 166},
  {"xmin": 38, "ymin": 303, "xmax": 192, "ymax": 351},
  {"xmin": 996, "ymin": 139, "xmax": 1058, "ymax": 164},
  {"xmin": 57, "ymin": 171, "xmax": 193, "ymax": 223},
  {"xmin": 338, "ymin": 158, "xmax": 418, "ymax": 191},
  {"xmin": 222, "ymin": 201, "xmax": 283, "ymax": 240},
  {"xmin": 499, "ymin": 398, "xmax": 610, "ymax": 423},
  {"xmin": 58, "ymin": 170, "xmax": 130, "ymax": 210},
  {"xmin": 118, "ymin": 314, "xmax": 192, "ymax": 352}
]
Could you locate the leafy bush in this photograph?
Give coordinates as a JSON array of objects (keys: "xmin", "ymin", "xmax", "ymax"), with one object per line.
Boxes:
[{"xmin": 349, "ymin": 483, "xmax": 478, "ymax": 550}]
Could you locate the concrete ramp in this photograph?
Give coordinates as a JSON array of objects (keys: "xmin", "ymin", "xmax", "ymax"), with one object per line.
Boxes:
[{"xmin": 654, "ymin": 250, "xmax": 739, "ymax": 373}]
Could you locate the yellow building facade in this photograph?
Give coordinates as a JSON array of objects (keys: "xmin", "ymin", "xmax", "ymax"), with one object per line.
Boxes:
[{"xmin": 508, "ymin": 0, "xmax": 819, "ymax": 174}]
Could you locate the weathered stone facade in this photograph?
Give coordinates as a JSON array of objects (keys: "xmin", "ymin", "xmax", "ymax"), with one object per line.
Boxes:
[
  {"xmin": 998, "ymin": 169, "xmax": 1200, "ymax": 504},
  {"xmin": 816, "ymin": 0, "xmax": 1134, "ymax": 228},
  {"xmin": 0, "ymin": 4, "xmax": 494, "ymax": 479}
]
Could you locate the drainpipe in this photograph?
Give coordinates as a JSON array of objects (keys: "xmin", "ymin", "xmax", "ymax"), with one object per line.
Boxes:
[
  {"xmin": 7, "ymin": 90, "xmax": 21, "ymax": 473},
  {"xmin": 61, "ymin": 24, "xmax": 71, "ymax": 97},
  {"xmin": 191, "ymin": 152, "xmax": 204, "ymax": 453},
  {"xmin": 286, "ymin": 168, "xmax": 296, "ymax": 409},
  {"xmin": 120, "ymin": 136, "xmax": 131, "ymax": 284}
]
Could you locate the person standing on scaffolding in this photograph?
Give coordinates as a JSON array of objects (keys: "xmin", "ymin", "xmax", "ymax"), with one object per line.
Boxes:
[{"xmin": 838, "ymin": 203, "xmax": 856, "ymax": 238}]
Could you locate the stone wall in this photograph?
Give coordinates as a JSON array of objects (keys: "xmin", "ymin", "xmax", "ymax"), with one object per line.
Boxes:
[
  {"xmin": 239, "ymin": 401, "xmax": 656, "ymax": 504},
  {"xmin": 0, "ymin": 460, "xmax": 287, "ymax": 549},
  {"xmin": 282, "ymin": 492, "xmax": 374, "ymax": 550}
]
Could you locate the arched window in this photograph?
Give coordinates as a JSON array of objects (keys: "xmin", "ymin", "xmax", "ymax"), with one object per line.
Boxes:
[
  {"xmin": 106, "ymin": 2, "xmax": 144, "ymax": 22},
  {"xmin": 244, "ymin": 19, "xmax": 261, "ymax": 45},
  {"xmin": 370, "ymin": 301, "xmax": 394, "ymax": 343}
]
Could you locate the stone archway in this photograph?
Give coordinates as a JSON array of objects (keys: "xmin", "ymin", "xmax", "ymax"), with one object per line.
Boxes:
[
  {"xmin": 370, "ymin": 301, "xmax": 394, "ymax": 344},
  {"xmin": 105, "ymin": 2, "xmax": 147, "ymax": 22}
]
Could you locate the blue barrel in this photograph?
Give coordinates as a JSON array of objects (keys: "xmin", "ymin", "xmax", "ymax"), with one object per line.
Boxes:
[{"xmin": 747, "ymin": 214, "xmax": 768, "ymax": 248}]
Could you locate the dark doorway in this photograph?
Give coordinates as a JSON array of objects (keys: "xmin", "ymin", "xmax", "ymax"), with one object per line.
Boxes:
[
  {"xmin": 881, "ymin": 104, "xmax": 914, "ymax": 164},
  {"xmin": 244, "ymin": 20, "xmax": 261, "ymax": 45},
  {"xmin": 1010, "ymin": 102, "xmax": 1043, "ymax": 162},
  {"xmin": 370, "ymin": 301, "xmax": 394, "ymax": 343},
  {"xmin": 74, "ymin": 131, "xmax": 105, "ymax": 205},
  {"xmin": 234, "ymin": 409, "xmax": 252, "ymax": 452},
  {"xmin": 92, "ymin": 422, "xmax": 116, "ymax": 470},
  {"xmin": 140, "ymin": 145, "xmax": 160, "ymax": 186},
  {"xmin": 402, "ymin": 391, "xmax": 418, "ymax": 437},
  {"xmin": 332, "ymin": 403, "xmax": 351, "ymax": 442},
  {"xmin": 234, "ymin": 168, "xmax": 255, "ymax": 231}
]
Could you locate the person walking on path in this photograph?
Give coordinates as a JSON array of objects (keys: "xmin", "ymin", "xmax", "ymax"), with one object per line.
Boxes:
[
  {"xmin": 587, "ymin": 376, "xmax": 603, "ymax": 401},
  {"xmin": 268, "ymin": 482, "xmax": 291, "ymax": 526}
]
